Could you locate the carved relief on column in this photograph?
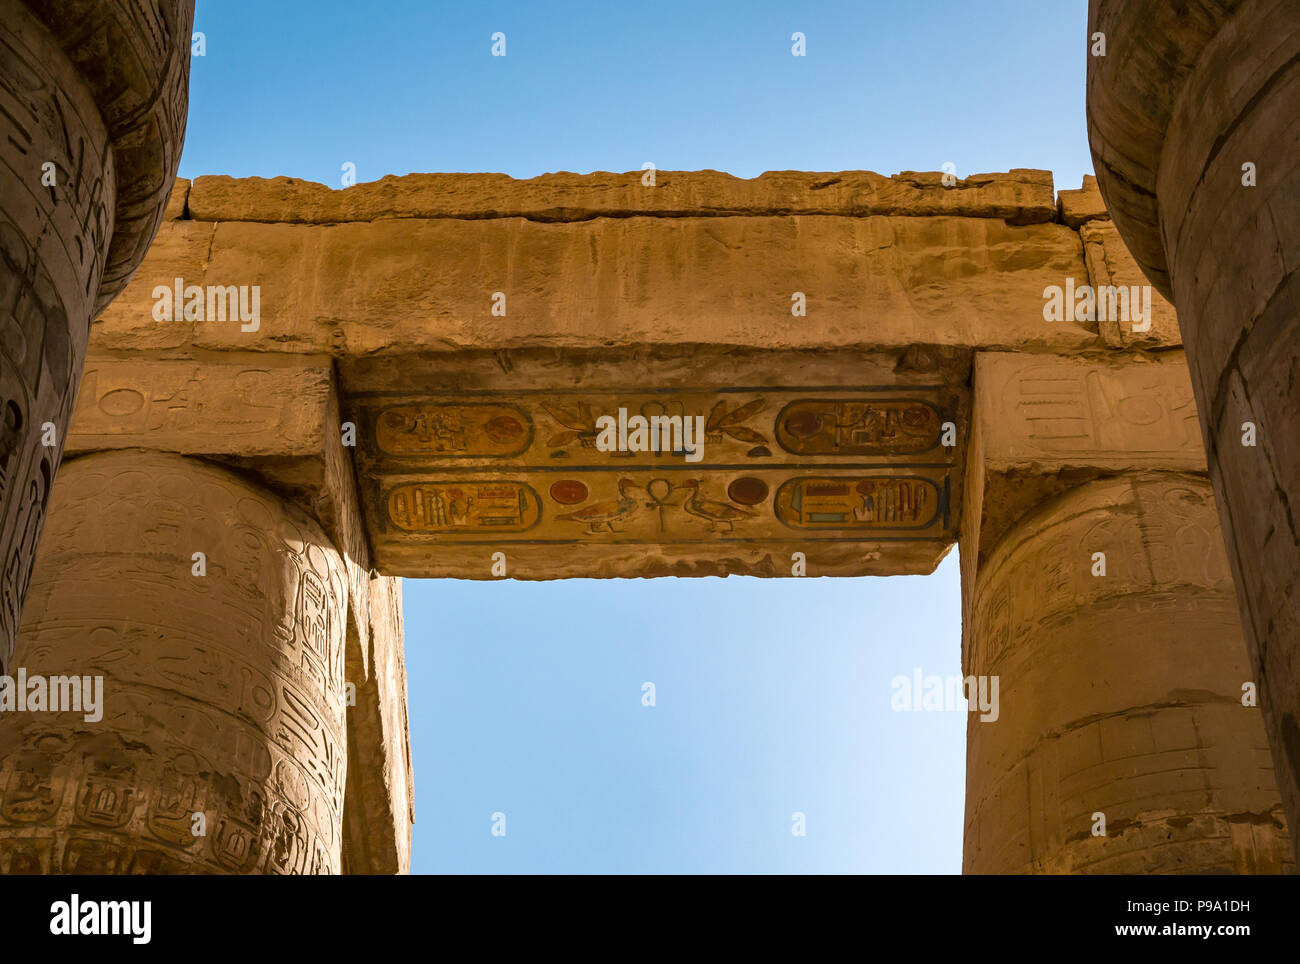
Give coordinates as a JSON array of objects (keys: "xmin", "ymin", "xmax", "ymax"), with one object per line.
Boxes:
[
  {"xmin": 0, "ymin": 0, "xmax": 193, "ymax": 671},
  {"xmin": 963, "ymin": 474, "xmax": 1290, "ymax": 874},
  {"xmin": 0, "ymin": 451, "xmax": 348, "ymax": 874},
  {"xmin": 0, "ymin": 0, "xmax": 112, "ymax": 671}
]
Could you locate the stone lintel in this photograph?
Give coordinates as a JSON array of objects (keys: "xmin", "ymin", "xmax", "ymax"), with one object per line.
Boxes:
[
  {"xmin": 95, "ymin": 170, "xmax": 1212, "ymax": 362},
  {"xmin": 93, "ymin": 208, "xmax": 1097, "ymax": 357},
  {"xmin": 341, "ymin": 344, "xmax": 971, "ymax": 399},
  {"xmin": 377, "ymin": 539, "xmax": 955, "ymax": 581},
  {"xmin": 187, "ymin": 169, "xmax": 1059, "ymax": 224},
  {"xmin": 352, "ymin": 364, "xmax": 969, "ymax": 579}
]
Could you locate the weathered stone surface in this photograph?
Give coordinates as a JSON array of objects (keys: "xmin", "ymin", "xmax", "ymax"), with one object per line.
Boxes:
[
  {"xmin": 380, "ymin": 538, "xmax": 954, "ymax": 581},
  {"xmin": 66, "ymin": 351, "xmax": 374, "ymax": 672},
  {"xmin": 342, "ymin": 343, "xmax": 972, "ymax": 399},
  {"xmin": 344, "ymin": 574, "xmax": 412, "ymax": 874},
  {"xmin": 1057, "ymin": 175, "xmax": 1108, "ymax": 228},
  {"xmin": 0, "ymin": 451, "xmax": 348, "ymax": 873},
  {"xmin": 164, "ymin": 177, "xmax": 190, "ymax": 221},
  {"xmin": 1088, "ymin": 0, "xmax": 1300, "ymax": 860},
  {"xmin": 1079, "ymin": 220, "xmax": 1180, "ymax": 349},
  {"xmin": 323, "ymin": 374, "xmax": 413, "ymax": 875},
  {"xmin": 963, "ymin": 473, "xmax": 1290, "ymax": 874},
  {"xmin": 91, "ymin": 220, "xmax": 216, "ymax": 352},
  {"xmin": 66, "ymin": 353, "xmax": 378, "ymax": 672},
  {"xmin": 316, "ymin": 368, "xmax": 374, "ymax": 672},
  {"xmin": 962, "ymin": 346, "xmax": 1293, "ymax": 872},
  {"xmin": 188, "ymin": 169, "xmax": 1058, "ymax": 225},
  {"xmin": 95, "ymin": 213, "xmax": 1094, "ymax": 355}
]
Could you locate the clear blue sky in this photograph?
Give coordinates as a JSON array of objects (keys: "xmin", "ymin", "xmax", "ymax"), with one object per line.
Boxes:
[{"xmin": 179, "ymin": 0, "xmax": 1092, "ymax": 873}]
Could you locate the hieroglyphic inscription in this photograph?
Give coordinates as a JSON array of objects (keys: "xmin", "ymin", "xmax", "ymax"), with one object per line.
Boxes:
[
  {"xmin": 976, "ymin": 353, "xmax": 1204, "ymax": 465},
  {"xmin": 32, "ymin": 0, "xmax": 195, "ymax": 310},
  {"xmin": 377, "ymin": 470, "xmax": 952, "ymax": 543},
  {"xmin": 970, "ymin": 475, "xmax": 1233, "ymax": 679},
  {"xmin": 776, "ymin": 400, "xmax": 943, "ymax": 455},
  {"xmin": 357, "ymin": 386, "xmax": 962, "ymax": 573},
  {"xmin": 358, "ymin": 387, "xmax": 960, "ymax": 466},
  {"xmin": 0, "ymin": 452, "xmax": 348, "ymax": 874},
  {"xmin": 387, "ymin": 481, "xmax": 541, "ymax": 533},
  {"xmin": 0, "ymin": 0, "xmax": 115, "ymax": 671},
  {"xmin": 774, "ymin": 476, "xmax": 944, "ymax": 530},
  {"xmin": 376, "ymin": 403, "xmax": 532, "ymax": 457},
  {"xmin": 68, "ymin": 358, "xmax": 332, "ymax": 455}
]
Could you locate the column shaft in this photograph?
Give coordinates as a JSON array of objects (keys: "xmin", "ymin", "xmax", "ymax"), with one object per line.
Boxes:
[
  {"xmin": 964, "ymin": 474, "xmax": 1290, "ymax": 873},
  {"xmin": 1159, "ymin": 0, "xmax": 1300, "ymax": 839},
  {"xmin": 1088, "ymin": 0, "xmax": 1300, "ymax": 849},
  {"xmin": 0, "ymin": 451, "xmax": 349, "ymax": 874},
  {"xmin": 0, "ymin": 0, "xmax": 193, "ymax": 669}
]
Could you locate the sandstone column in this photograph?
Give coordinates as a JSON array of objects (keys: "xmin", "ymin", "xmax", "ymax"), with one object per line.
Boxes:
[
  {"xmin": 1087, "ymin": 0, "xmax": 1300, "ymax": 851},
  {"xmin": 961, "ymin": 352, "xmax": 1291, "ymax": 872},
  {"xmin": 963, "ymin": 474, "xmax": 1289, "ymax": 872},
  {"xmin": 0, "ymin": 451, "xmax": 349, "ymax": 874},
  {"xmin": 0, "ymin": 0, "xmax": 193, "ymax": 671}
]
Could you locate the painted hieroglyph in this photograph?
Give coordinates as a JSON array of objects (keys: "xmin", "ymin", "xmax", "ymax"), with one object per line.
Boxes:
[{"xmin": 352, "ymin": 387, "xmax": 960, "ymax": 569}]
